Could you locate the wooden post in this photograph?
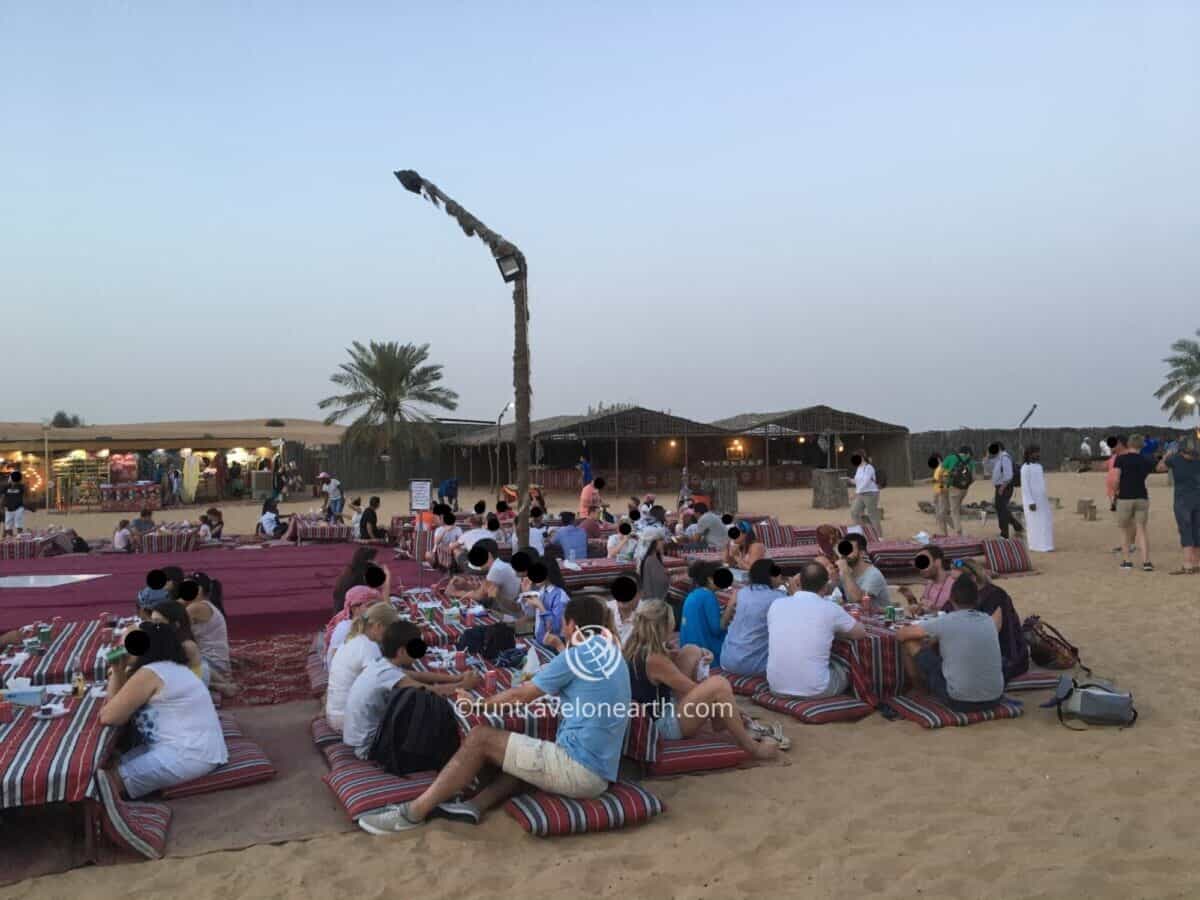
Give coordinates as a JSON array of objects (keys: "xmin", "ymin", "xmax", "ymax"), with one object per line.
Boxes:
[
  {"xmin": 614, "ymin": 435, "xmax": 620, "ymax": 492},
  {"xmin": 765, "ymin": 435, "xmax": 771, "ymax": 490}
]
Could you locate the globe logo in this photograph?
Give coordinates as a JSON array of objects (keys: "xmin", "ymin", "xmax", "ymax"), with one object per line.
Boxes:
[{"xmin": 566, "ymin": 625, "xmax": 622, "ymax": 682}]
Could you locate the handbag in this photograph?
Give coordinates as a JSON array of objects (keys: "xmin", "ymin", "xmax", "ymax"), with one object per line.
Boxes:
[
  {"xmin": 1041, "ymin": 676, "xmax": 1137, "ymax": 729},
  {"xmin": 1022, "ymin": 616, "xmax": 1090, "ymax": 674}
]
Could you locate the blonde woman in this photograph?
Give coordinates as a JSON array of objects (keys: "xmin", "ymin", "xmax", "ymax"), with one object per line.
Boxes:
[
  {"xmin": 623, "ymin": 600, "xmax": 782, "ymax": 761},
  {"xmin": 326, "ymin": 602, "xmax": 399, "ymax": 730}
]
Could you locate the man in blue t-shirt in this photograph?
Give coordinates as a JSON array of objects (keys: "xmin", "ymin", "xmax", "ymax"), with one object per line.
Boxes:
[
  {"xmin": 551, "ymin": 512, "xmax": 590, "ymax": 562},
  {"xmin": 679, "ymin": 561, "xmax": 735, "ymax": 666},
  {"xmin": 358, "ymin": 594, "xmax": 631, "ymax": 835}
]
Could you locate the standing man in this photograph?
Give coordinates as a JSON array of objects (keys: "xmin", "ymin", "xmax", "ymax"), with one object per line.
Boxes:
[
  {"xmin": 1020, "ymin": 446, "xmax": 1054, "ymax": 552},
  {"xmin": 578, "ymin": 453, "xmax": 592, "ymax": 488},
  {"xmin": 987, "ymin": 442, "xmax": 1024, "ymax": 541},
  {"xmin": 1080, "ymin": 436, "xmax": 1093, "ymax": 459},
  {"xmin": 1113, "ymin": 435, "xmax": 1156, "ymax": 572},
  {"xmin": 577, "ymin": 476, "xmax": 606, "ymax": 520},
  {"xmin": 846, "ymin": 452, "xmax": 882, "ymax": 537},
  {"xmin": 3, "ymin": 470, "xmax": 26, "ymax": 536},
  {"xmin": 319, "ymin": 472, "xmax": 344, "ymax": 523},
  {"xmin": 940, "ymin": 446, "xmax": 975, "ymax": 536}
]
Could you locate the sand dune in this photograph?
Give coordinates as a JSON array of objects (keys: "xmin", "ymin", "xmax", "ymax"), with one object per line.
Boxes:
[{"xmin": 7, "ymin": 471, "xmax": 1199, "ymax": 900}]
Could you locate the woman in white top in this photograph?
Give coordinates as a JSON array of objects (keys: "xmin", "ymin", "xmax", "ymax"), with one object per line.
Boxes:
[
  {"xmin": 605, "ymin": 575, "xmax": 642, "ymax": 646},
  {"xmin": 112, "ymin": 520, "xmax": 134, "ymax": 552},
  {"xmin": 325, "ymin": 602, "xmax": 398, "ymax": 730},
  {"xmin": 607, "ymin": 520, "xmax": 638, "ymax": 562},
  {"xmin": 100, "ymin": 622, "xmax": 227, "ymax": 799}
]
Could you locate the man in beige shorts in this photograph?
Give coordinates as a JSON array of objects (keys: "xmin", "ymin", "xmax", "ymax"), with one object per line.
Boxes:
[
  {"xmin": 1112, "ymin": 435, "xmax": 1156, "ymax": 572},
  {"xmin": 358, "ymin": 594, "xmax": 631, "ymax": 834}
]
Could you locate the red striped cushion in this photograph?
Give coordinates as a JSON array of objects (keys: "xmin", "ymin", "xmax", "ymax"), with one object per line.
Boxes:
[
  {"xmin": 752, "ymin": 520, "xmax": 795, "ymax": 549},
  {"xmin": 645, "ymin": 736, "xmax": 750, "ymax": 776},
  {"xmin": 622, "ymin": 714, "xmax": 658, "ymax": 764},
  {"xmin": 752, "ymin": 692, "xmax": 874, "ymax": 724},
  {"xmin": 882, "ymin": 693, "xmax": 1024, "ymax": 728},
  {"xmin": 161, "ymin": 738, "xmax": 276, "ymax": 799},
  {"xmin": 323, "ymin": 758, "xmax": 438, "ymax": 821},
  {"xmin": 217, "ymin": 711, "xmax": 242, "ymax": 740},
  {"xmin": 311, "ymin": 715, "xmax": 341, "ymax": 748},
  {"xmin": 1004, "ymin": 670, "xmax": 1061, "ymax": 692},
  {"xmin": 94, "ymin": 768, "xmax": 172, "ymax": 860},
  {"xmin": 710, "ymin": 668, "xmax": 769, "ymax": 697},
  {"xmin": 505, "ymin": 781, "xmax": 664, "ymax": 836},
  {"xmin": 984, "ymin": 538, "xmax": 1034, "ymax": 575}
]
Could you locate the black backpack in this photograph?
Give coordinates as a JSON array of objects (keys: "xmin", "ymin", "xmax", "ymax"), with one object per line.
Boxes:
[
  {"xmin": 949, "ymin": 457, "xmax": 974, "ymax": 490},
  {"xmin": 455, "ymin": 623, "xmax": 516, "ymax": 661},
  {"xmin": 368, "ymin": 687, "xmax": 461, "ymax": 776}
]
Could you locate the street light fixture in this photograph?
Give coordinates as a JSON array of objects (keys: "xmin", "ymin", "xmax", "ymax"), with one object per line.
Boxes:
[
  {"xmin": 1186, "ymin": 394, "xmax": 1197, "ymax": 406},
  {"xmin": 495, "ymin": 252, "xmax": 524, "ymax": 283}
]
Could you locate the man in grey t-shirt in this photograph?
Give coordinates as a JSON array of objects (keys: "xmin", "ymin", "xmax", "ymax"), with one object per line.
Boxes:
[
  {"xmin": 834, "ymin": 532, "xmax": 891, "ymax": 612},
  {"xmin": 896, "ymin": 577, "xmax": 1004, "ymax": 710},
  {"xmin": 693, "ymin": 504, "xmax": 730, "ymax": 549}
]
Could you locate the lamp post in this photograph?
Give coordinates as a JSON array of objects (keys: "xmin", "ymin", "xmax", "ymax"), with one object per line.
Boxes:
[{"xmin": 394, "ymin": 170, "xmax": 531, "ymax": 547}]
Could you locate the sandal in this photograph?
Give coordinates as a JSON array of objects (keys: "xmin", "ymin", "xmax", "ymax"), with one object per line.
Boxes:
[
  {"xmin": 1168, "ymin": 568, "xmax": 1195, "ymax": 576},
  {"xmin": 1142, "ymin": 562, "xmax": 1154, "ymax": 572}
]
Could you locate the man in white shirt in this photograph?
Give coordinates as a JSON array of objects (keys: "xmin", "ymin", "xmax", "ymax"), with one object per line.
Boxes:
[
  {"xmin": 986, "ymin": 442, "xmax": 1024, "ymax": 541},
  {"xmin": 847, "ymin": 453, "xmax": 882, "ymax": 536},
  {"xmin": 512, "ymin": 508, "xmax": 547, "ymax": 554},
  {"xmin": 464, "ymin": 539, "xmax": 522, "ymax": 617},
  {"xmin": 767, "ymin": 563, "xmax": 865, "ymax": 698},
  {"xmin": 319, "ymin": 472, "xmax": 345, "ymax": 521}
]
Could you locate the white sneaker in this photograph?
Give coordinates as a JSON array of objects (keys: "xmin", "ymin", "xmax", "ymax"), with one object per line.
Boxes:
[{"xmin": 358, "ymin": 802, "xmax": 424, "ymax": 835}]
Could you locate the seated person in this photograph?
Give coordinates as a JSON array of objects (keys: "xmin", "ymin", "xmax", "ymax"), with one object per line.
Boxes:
[
  {"xmin": 679, "ymin": 561, "xmax": 736, "ymax": 666},
  {"xmin": 551, "ymin": 512, "xmax": 589, "ymax": 561},
  {"xmin": 512, "ymin": 507, "xmax": 547, "ymax": 555},
  {"xmin": 959, "ymin": 559, "xmax": 1029, "ymax": 681},
  {"xmin": 809, "ymin": 554, "xmax": 845, "ymax": 603},
  {"xmin": 634, "ymin": 506, "xmax": 672, "ymax": 563},
  {"xmin": 834, "ymin": 533, "xmax": 891, "ymax": 612},
  {"xmin": 357, "ymin": 595, "xmax": 631, "ymax": 834},
  {"xmin": 624, "ymin": 600, "xmax": 780, "ymax": 760},
  {"xmin": 463, "ymin": 539, "xmax": 522, "ymax": 617},
  {"xmin": 99, "ymin": 622, "xmax": 227, "ymax": 799},
  {"xmin": 605, "ymin": 574, "xmax": 641, "ymax": 645},
  {"xmin": 112, "ymin": 519, "xmax": 134, "ymax": 552},
  {"xmin": 896, "ymin": 577, "xmax": 1005, "ymax": 711},
  {"xmin": 179, "ymin": 573, "xmax": 236, "ymax": 696},
  {"xmin": 349, "ymin": 498, "xmax": 364, "ymax": 535},
  {"xmin": 451, "ymin": 514, "xmax": 491, "ymax": 567},
  {"xmin": 495, "ymin": 500, "xmax": 516, "ymax": 526},
  {"xmin": 205, "ymin": 508, "xmax": 224, "ymax": 539},
  {"xmin": 607, "ymin": 519, "xmax": 638, "ymax": 562},
  {"xmin": 578, "ymin": 506, "xmax": 605, "ymax": 540},
  {"xmin": 360, "ymin": 496, "xmax": 389, "ymax": 541},
  {"xmin": 326, "ymin": 581, "xmax": 384, "ymax": 667},
  {"xmin": 259, "ymin": 500, "xmax": 288, "ymax": 538},
  {"xmin": 766, "ymin": 562, "xmax": 865, "ymax": 699},
  {"xmin": 519, "ymin": 560, "xmax": 569, "ymax": 650},
  {"xmin": 149, "ymin": 600, "xmax": 208, "ymax": 685},
  {"xmin": 723, "ymin": 521, "xmax": 765, "ymax": 570},
  {"xmin": 130, "ymin": 508, "xmax": 157, "ymax": 536},
  {"xmin": 675, "ymin": 509, "xmax": 699, "ymax": 541},
  {"xmin": 342, "ymin": 621, "xmax": 480, "ymax": 761},
  {"xmin": 429, "ymin": 509, "xmax": 463, "ymax": 567},
  {"xmin": 196, "ymin": 515, "xmax": 214, "ymax": 543},
  {"xmin": 719, "ymin": 559, "xmax": 786, "ymax": 675},
  {"xmin": 326, "ymin": 602, "xmax": 400, "ymax": 730},
  {"xmin": 897, "ymin": 546, "xmax": 957, "ymax": 613},
  {"xmin": 692, "ymin": 503, "xmax": 730, "ymax": 549}
]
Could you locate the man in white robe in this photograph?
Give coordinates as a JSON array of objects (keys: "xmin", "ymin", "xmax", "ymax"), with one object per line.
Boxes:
[{"xmin": 1020, "ymin": 445, "xmax": 1054, "ymax": 552}]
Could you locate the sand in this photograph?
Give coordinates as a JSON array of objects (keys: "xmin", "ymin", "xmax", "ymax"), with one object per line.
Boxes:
[{"xmin": 6, "ymin": 471, "xmax": 1199, "ymax": 900}]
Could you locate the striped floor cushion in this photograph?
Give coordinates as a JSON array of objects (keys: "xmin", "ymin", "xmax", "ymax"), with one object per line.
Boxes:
[
  {"xmin": 311, "ymin": 715, "xmax": 342, "ymax": 749},
  {"xmin": 752, "ymin": 519, "xmax": 795, "ymax": 549},
  {"xmin": 623, "ymin": 714, "xmax": 659, "ymax": 764},
  {"xmin": 161, "ymin": 737, "xmax": 277, "ymax": 799},
  {"xmin": 1004, "ymin": 669, "xmax": 1061, "ymax": 692},
  {"xmin": 984, "ymin": 537, "xmax": 1034, "ymax": 575},
  {"xmin": 322, "ymin": 756, "xmax": 438, "ymax": 821},
  {"xmin": 505, "ymin": 781, "xmax": 664, "ymax": 836},
  {"xmin": 881, "ymin": 693, "xmax": 1024, "ymax": 729},
  {"xmin": 645, "ymin": 735, "xmax": 750, "ymax": 776},
  {"xmin": 307, "ymin": 648, "xmax": 326, "ymax": 696},
  {"xmin": 218, "ymin": 711, "xmax": 243, "ymax": 740},
  {"xmin": 710, "ymin": 668, "xmax": 770, "ymax": 697},
  {"xmin": 94, "ymin": 768, "xmax": 172, "ymax": 860},
  {"xmin": 752, "ymin": 692, "xmax": 874, "ymax": 724}
]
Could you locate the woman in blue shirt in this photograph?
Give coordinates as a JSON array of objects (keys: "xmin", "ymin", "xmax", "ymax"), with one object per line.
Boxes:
[
  {"xmin": 521, "ymin": 561, "xmax": 569, "ymax": 650},
  {"xmin": 719, "ymin": 559, "xmax": 786, "ymax": 675},
  {"xmin": 679, "ymin": 561, "xmax": 736, "ymax": 666}
]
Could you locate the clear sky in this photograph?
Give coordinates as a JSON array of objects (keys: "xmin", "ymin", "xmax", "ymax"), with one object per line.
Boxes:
[{"xmin": 2, "ymin": 2, "xmax": 1197, "ymax": 431}]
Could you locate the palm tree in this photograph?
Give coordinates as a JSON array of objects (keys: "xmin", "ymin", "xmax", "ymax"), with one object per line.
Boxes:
[
  {"xmin": 319, "ymin": 341, "xmax": 459, "ymax": 488},
  {"xmin": 1155, "ymin": 330, "xmax": 1200, "ymax": 421}
]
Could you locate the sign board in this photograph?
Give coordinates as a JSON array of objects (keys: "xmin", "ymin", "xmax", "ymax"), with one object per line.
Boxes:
[{"xmin": 409, "ymin": 479, "xmax": 433, "ymax": 512}]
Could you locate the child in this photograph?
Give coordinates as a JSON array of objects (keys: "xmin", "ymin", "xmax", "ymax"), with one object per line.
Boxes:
[{"xmin": 113, "ymin": 519, "xmax": 134, "ymax": 552}]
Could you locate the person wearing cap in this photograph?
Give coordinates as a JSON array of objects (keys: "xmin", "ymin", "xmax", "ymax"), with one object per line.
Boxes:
[
  {"xmin": 834, "ymin": 532, "xmax": 891, "ymax": 612},
  {"xmin": 136, "ymin": 584, "xmax": 173, "ymax": 619},
  {"xmin": 463, "ymin": 539, "xmax": 522, "ymax": 616},
  {"xmin": 1158, "ymin": 434, "xmax": 1200, "ymax": 575},
  {"xmin": 521, "ymin": 561, "xmax": 570, "ymax": 649},
  {"xmin": 319, "ymin": 472, "xmax": 344, "ymax": 522},
  {"xmin": 326, "ymin": 583, "xmax": 383, "ymax": 667},
  {"xmin": 719, "ymin": 559, "xmax": 786, "ymax": 676},
  {"xmin": 723, "ymin": 520, "xmax": 765, "ymax": 571}
]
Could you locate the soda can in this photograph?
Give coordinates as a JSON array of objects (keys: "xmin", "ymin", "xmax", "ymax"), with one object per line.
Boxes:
[
  {"xmin": 483, "ymin": 670, "xmax": 498, "ymax": 695},
  {"xmin": 38, "ymin": 626, "xmax": 53, "ymax": 645},
  {"xmin": 455, "ymin": 651, "xmax": 466, "ymax": 671},
  {"xmin": 884, "ymin": 605, "xmax": 897, "ymax": 623}
]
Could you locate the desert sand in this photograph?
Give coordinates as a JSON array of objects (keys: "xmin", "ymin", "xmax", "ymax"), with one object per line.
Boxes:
[{"xmin": 6, "ymin": 471, "xmax": 1199, "ymax": 900}]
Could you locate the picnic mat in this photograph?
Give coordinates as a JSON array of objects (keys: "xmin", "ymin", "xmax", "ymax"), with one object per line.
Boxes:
[
  {"xmin": 1, "ymin": 619, "xmax": 113, "ymax": 688},
  {"xmin": 225, "ymin": 632, "xmax": 319, "ymax": 707}
]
